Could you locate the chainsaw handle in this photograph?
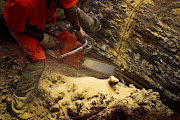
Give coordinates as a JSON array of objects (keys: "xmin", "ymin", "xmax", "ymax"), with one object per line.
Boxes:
[
  {"xmin": 81, "ymin": 37, "xmax": 95, "ymax": 54},
  {"xmin": 81, "ymin": 41, "xmax": 92, "ymax": 54},
  {"xmin": 57, "ymin": 40, "xmax": 88, "ymax": 59}
]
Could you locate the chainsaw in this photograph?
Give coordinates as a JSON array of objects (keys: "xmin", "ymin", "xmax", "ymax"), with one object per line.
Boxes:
[
  {"xmin": 45, "ymin": 31, "xmax": 144, "ymax": 89},
  {"xmin": 45, "ymin": 30, "xmax": 116, "ymax": 74},
  {"xmin": 45, "ymin": 30, "xmax": 95, "ymax": 67}
]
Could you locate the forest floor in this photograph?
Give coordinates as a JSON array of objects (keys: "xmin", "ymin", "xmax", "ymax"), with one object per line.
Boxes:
[{"xmin": 0, "ymin": 26, "xmax": 180, "ymax": 120}]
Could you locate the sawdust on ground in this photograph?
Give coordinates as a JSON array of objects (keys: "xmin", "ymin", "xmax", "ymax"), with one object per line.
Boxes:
[{"xmin": 27, "ymin": 72, "xmax": 173, "ymax": 120}]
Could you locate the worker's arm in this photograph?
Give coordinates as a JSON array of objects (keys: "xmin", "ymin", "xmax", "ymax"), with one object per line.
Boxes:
[
  {"xmin": 63, "ymin": 3, "xmax": 88, "ymax": 43},
  {"xmin": 23, "ymin": 25, "xmax": 56, "ymax": 49},
  {"xmin": 64, "ymin": 3, "xmax": 80, "ymax": 31},
  {"xmin": 6, "ymin": 1, "xmax": 56, "ymax": 49}
]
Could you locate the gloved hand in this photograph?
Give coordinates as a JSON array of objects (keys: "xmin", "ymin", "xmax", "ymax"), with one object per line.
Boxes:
[
  {"xmin": 39, "ymin": 33, "xmax": 57, "ymax": 49},
  {"xmin": 74, "ymin": 27, "xmax": 89, "ymax": 44}
]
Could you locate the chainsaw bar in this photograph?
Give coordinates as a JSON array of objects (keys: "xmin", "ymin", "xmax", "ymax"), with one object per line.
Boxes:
[{"xmin": 82, "ymin": 57, "xmax": 116, "ymax": 76}]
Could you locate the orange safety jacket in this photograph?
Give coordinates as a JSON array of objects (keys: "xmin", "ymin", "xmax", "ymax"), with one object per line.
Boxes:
[{"xmin": 4, "ymin": 0, "xmax": 78, "ymax": 59}]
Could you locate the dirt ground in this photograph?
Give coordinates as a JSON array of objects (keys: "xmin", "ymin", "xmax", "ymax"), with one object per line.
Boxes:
[{"xmin": 1, "ymin": 27, "xmax": 180, "ymax": 120}]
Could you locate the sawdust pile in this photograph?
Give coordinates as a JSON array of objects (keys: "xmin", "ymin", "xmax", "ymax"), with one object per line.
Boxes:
[
  {"xmin": 0, "ymin": 56, "xmax": 177, "ymax": 120},
  {"xmin": 26, "ymin": 73, "xmax": 173, "ymax": 120}
]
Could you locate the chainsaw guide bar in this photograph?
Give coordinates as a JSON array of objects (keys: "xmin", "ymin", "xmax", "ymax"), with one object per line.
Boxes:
[{"xmin": 82, "ymin": 57, "xmax": 116, "ymax": 76}]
